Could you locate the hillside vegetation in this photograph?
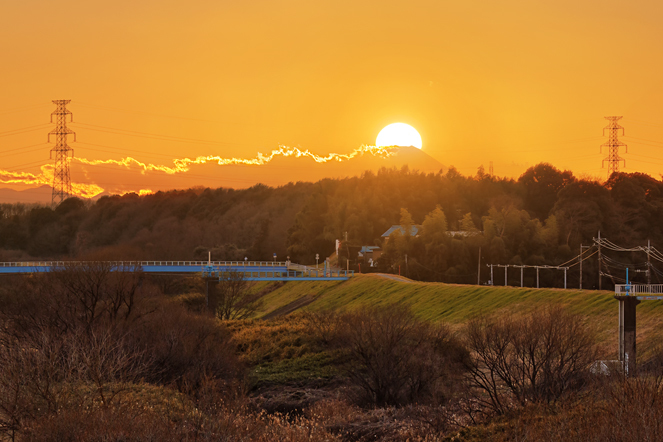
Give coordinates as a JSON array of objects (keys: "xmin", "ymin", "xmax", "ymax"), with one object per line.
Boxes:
[
  {"xmin": 3, "ymin": 164, "xmax": 663, "ymax": 290},
  {"xmin": 253, "ymin": 274, "xmax": 663, "ymax": 359}
]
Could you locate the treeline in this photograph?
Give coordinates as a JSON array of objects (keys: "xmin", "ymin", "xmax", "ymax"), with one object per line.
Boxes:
[
  {"xmin": 0, "ymin": 183, "xmax": 312, "ymax": 261},
  {"xmin": 2, "ymin": 164, "xmax": 663, "ymax": 288},
  {"xmin": 288, "ymin": 164, "xmax": 663, "ymax": 288}
]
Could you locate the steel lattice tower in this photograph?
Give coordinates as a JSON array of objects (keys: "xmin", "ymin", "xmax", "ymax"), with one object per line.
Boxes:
[
  {"xmin": 49, "ymin": 100, "xmax": 76, "ymax": 205},
  {"xmin": 600, "ymin": 116, "xmax": 627, "ymax": 178}
]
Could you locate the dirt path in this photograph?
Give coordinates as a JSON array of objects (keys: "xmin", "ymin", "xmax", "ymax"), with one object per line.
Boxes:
[{"xmin": 261, "ymin": 295, "xmax": 316, "ymax": 319}]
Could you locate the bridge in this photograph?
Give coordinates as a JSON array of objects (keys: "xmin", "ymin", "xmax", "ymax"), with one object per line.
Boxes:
[
  {"xmin": 0, "ymin": 260, "xmax": 353, "ymax": 281},
  {"xmin": 613, "ymin": 283, "xmax": 663, "ymax": 376},
  {"xmin": 614, "ymin": 283, "xmax": 663, "ymax": 300}
]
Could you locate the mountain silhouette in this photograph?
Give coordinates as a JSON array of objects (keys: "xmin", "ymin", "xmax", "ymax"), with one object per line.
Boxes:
[
  {"xmin": 1, "ymin": 146, "xmax": 445, "ymax": 202},
  {"xmin": 185, "ymin": 145, "xmax": 445, "ymax": 188},
  {"xmin": 0, "ymin": 185, "xmax": 53, "ymax": 204}
]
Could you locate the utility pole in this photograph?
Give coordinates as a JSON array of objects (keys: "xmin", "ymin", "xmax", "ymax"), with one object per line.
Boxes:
[
  {"xmin": 490, "ymin": 264, "xmax": 494, "ymax": 286},
  {"xmin": 580, "ymin": 244, "xmax": 590, "ymax": 290},
  {"xmin": 49, "ymin": 100, "xmax": 76, "ymax": 205},
  {"xmin": 598, "ymin": 231, "xmax": 602, "ymax": 290},
  {"xmin": 536, "ymin": 266, "xmax": 539, "ymax": 288},
  {"xmin": 601, "ymin": 116, "xmax": 627, "ymax": 179},
  {"xmin": 477, "ymin": 246, "xmax": 481, "ymax": 285},
  {"xmin": 344, "ymin": 231, "xmax": 349, "ymax": 273},
  {"xmin": 504, "ymin": 265, "xmax": 507, "ymax": 287},
  {"xmin": 647, "ymin": 239, "xmax": 652, "ymax": 285},
  {"xmin": 520, "ymin": 266, "xmax": 523, "ymax": 287}
]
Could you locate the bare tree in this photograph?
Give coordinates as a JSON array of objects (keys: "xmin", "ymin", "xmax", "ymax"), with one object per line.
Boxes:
[
  {"xmin": 338, "ymin": 305, "xmax": 468, "ymax": 406},
  {"xmin": 47, "ymin": 261, "xmax": 145, "ymax": 328},
  {"xmin": 302, "ymin": 309, "xmax": 342, "ymax": 345},
  {"xmin": 465, "ymin": 305, "xmax": 597, "ymax": 414},
  {"xmin": 0, "ymin": 263, "xmax": 244, "ymax": 440},
  {"xmin": 215, "ymin": 270, "xmax": 261, "ymax": 320}
]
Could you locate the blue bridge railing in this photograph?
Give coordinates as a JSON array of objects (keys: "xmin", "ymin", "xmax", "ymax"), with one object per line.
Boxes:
[{"xmin": 0, "ymin": 260, "xmax": 353, "ymax": 281}]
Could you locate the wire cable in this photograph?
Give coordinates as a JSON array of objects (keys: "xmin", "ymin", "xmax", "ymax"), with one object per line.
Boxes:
[{"xmin": 0, "ymin": 124, "xmax": 50, "ymax": 137}]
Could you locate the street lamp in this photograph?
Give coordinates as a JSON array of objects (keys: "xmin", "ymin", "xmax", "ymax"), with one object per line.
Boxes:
[
  {"xmin": 316, "ymin": 253, "xmax": 319, "ymax": 268},
  {"xmin": 273, "ymin": 253, "xmax": 276, "ymax": 264}
]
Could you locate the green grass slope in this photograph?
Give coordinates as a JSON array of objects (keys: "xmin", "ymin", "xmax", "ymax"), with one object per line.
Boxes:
[{"xmin": 256, "ymin": 274, "xmax": 663, "ymax": 360}]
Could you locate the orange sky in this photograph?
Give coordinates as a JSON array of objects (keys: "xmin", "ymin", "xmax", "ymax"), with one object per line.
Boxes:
[{"xmin": 1, "ymin": 0, "xmax": 663, "ymax": 197}]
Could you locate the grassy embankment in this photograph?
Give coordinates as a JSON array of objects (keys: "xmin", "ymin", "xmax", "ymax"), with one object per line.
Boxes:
[
  {"xmin": 228, "ymin": 274, "xmax": 663, "ymax": 390},
  {"xmin": 257, "ymin": 274, "xmax": 663, "ymax": 355}
]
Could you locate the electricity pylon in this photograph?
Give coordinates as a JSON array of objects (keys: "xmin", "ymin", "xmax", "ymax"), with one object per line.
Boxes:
[
  {"xmin": 49, "ymin": 100, "xmax": 76, "ymax": 205},
  {"xmin": 601, "ymin": 116, "xmax": 627, "ymax": 179}
]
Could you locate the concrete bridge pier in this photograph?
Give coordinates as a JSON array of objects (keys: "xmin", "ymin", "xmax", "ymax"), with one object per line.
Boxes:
[
  {"xmin": 615, "ymin": 295, "xmax": 640, "ymax": 375},
  {"xmin": 204, "ymin": 278, "xmax": 218, "ymax": 312}
]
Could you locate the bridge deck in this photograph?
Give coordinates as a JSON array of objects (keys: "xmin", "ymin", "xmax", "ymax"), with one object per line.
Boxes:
[
  {"xmin": 0, "ymin": 261, "xmax": 352, "ymax": 281},
  {"xmin": 615, "ymin": 284, "xmax": 663, "ymax": 300}
]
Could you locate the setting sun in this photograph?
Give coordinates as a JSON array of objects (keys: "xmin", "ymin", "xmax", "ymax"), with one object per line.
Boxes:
[{"xmin": 376, "ymin": 123, "xmax": 423, "ymax": 149}]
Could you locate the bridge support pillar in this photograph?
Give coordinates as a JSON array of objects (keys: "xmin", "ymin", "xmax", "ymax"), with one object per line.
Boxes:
[
  {"xmin": 204, "ymin": 278, "xmax": 218, "ymax": 312},
  {"xmin": 615, "ymin": 295, "xmax": 640, "ymax": 375}
]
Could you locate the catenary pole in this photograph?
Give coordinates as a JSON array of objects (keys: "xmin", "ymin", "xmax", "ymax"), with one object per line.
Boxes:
[
  {"xmin": 477, "ymin": 246, "xmax": 481, "ymax": 285},
  {"xmin": 648, "ymin": 239, "xmax": 652, "ymax": 285},
  {"xmin": 580, "ymin": 244, "xmax": 583, "ymax": 290},
  {"xmin": 598, "ymin": 230, "xmax": 602, "ymax": 290}
]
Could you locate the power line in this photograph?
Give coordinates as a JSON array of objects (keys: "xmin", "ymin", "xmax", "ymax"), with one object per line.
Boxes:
[
  {"xmin": 75, "ymin": 141, "xmax": 181, "ymax": 159},
  {"xmin": 73, "ymin": 101, "xmax": 232, "ymax": 125},
  {"xmin": 627, "ymin": 152, "xmax": 663, "ymax": 162},
  {"xmin": 1, "ymin": 159, "xmax": 51, "ymax": 172},
  {"xmin": 0, "ymin": 124, "xmax": 50, "ymax": 137},
  {"xmin": 0, "ymin": 146, "xmax": 48, "ymax": 159},
  {"xmin": 623, "ymin": 135, "xmax": 663, "ymax": 146},
  {"xmin": 0, "ymin": 103, "xmax": 51, "ymax": 116},
  {"xmin": 622, "ymin": 118, "xmax": 663, "ymax": 129},
  {"xmin": 71, "ymin": 122, "xmax": 249, "ymax": 147},
  {"xmin": 0, "ymin": 143, "xmax": 48, "ymax": 156}
]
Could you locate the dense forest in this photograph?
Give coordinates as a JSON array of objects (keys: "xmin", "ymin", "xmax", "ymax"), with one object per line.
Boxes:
[{"xmin": 2, "ymin": 163, "xmax": 662, "ymax": 289}]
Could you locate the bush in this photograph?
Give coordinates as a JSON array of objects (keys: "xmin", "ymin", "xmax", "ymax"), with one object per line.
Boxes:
[
  {"xmin": 0, "ymin": 265, "xmax": 244, "ymax": 439},
  {"xmin": 126, "ymin": 301, "xmax": 243, "ymax": 391},
  {"xmin": 337, "ymin": 305, "xmax": 469, "ymax": 406},
  {"xmin": 215, "ymin": 270, "xmax": 262, "ymax": 320},
  {"xmin": 465, "ymin": 305, "xmax": 597, "ymax": 415}
]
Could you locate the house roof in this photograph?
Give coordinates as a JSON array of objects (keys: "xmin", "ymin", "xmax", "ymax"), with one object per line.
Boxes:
[
  {"xmin": 381, "ymin": 225, "xmax": 422, "ymax": 237},
  {"xmin": 360, "ymin": 246, "xmax": 381, "ymax": 254}
]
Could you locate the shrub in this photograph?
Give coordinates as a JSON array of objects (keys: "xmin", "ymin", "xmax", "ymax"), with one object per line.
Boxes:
[
  {"xmin": 338, "ymin": 305, "xmax": 469, "ymax": 406},
  {"xmin": 0, "ymin": 266, "xmax": 245, "ymax": 439},
  {"xmin": 215, "ymin": 270, "xmax": 262, "ymax": 320},
  {"xmin": 126, "ymin": 301, "xmax": 243, "ymax": 391},
  {"xmin": 465, "ymin": 305, "xmax": 597, "ymax": 414}
]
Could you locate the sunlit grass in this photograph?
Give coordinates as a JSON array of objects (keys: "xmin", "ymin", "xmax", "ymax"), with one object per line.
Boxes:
[{"xmin": 253, "ymin": 274, "xmax": 663, "ymax": 360}]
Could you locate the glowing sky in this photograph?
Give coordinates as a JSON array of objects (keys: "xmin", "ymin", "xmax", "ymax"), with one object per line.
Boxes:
[{"xmin": 1, "ymin": 0, "xmax": 662, "ymax": 197}]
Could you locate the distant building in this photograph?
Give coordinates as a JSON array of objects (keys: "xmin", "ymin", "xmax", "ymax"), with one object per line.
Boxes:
[
  {"xmin": 364, "ymin": 225, "xmax": 480, "ymax": 267},
  {"xmin": 358, "ymin": 245, "xmax": 381, "ymax": 265},
  {"xmin": 381, "ymin": 225, "xmax": 422, "ymax": 242}
]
